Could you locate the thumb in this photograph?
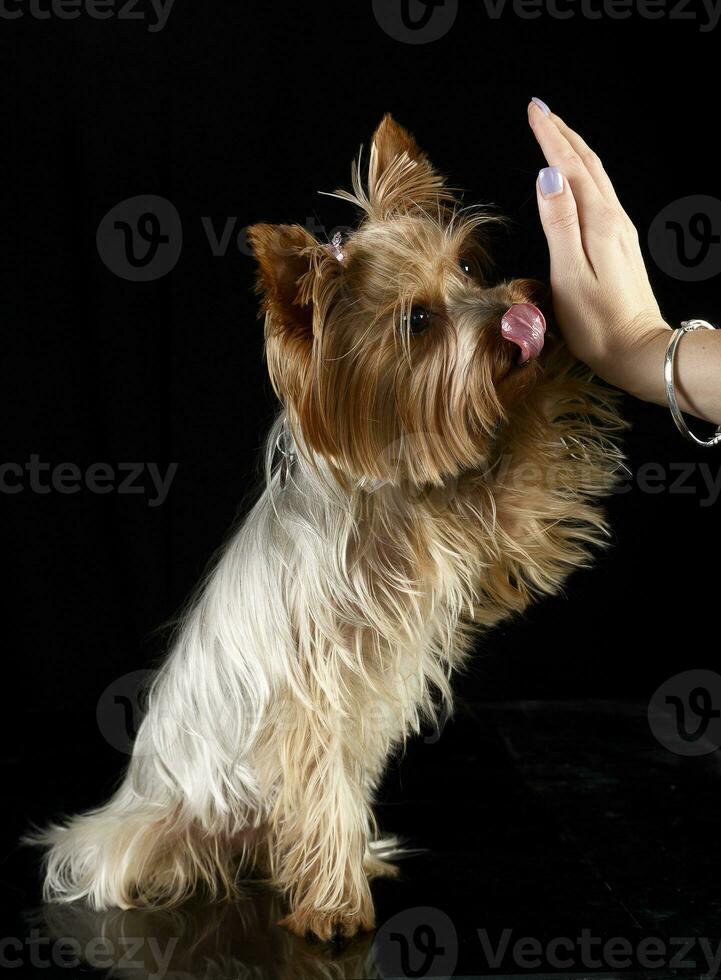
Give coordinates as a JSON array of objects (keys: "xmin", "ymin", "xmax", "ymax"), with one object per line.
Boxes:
[{"xmin": 535, "ymin": 167, "xmax": 583, "ymax": 265}]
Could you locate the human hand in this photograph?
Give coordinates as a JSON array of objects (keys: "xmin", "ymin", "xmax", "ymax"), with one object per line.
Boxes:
[{"xmin": 527, "ymin": 99, "xmax": 671, "ymax": 404}]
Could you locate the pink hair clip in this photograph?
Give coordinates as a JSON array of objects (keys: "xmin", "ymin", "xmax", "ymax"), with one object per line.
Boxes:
[{"xmin": 329, "ymin": 231, "xmax": 344, "ymax": 263}]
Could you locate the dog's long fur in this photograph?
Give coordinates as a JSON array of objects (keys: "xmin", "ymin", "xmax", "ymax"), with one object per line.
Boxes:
[{"xmin": 30, "ymin": 115, "xmax": 624, "ymax": 941}]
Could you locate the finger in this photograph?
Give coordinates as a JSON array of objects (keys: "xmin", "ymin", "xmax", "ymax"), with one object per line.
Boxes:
[
  {"xmin": 548, "ymin": 112, "xmax": 651, "ymax": 280},
  {"xmin": 535, "ymin": 166, "xmax": 587, "ymax": 269},
  {"xmin": 549, "ymin": 114, "xmax": 623, "ymax": 209},
  {"xmin": 528, "ymin": 101, "xmax": 606, "ymax": 223}
]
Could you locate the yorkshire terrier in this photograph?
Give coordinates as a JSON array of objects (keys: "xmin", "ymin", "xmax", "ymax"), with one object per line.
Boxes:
[{"xmin": 32, "ymin": 115, "xmax": 623, "ymax": 942}]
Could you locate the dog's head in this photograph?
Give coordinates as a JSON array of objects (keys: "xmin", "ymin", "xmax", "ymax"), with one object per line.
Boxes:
[{"xmin": 249, "ymin": 114, "xmax": 550, "ymax": 486}]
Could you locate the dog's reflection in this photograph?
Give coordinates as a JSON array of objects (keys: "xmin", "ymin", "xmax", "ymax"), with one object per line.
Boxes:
[{"xmin": 39, "ymin": 888, "xmax": 379, "ymax": 980}]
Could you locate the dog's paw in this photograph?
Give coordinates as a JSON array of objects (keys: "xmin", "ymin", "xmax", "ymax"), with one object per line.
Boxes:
[
  {"xmin": 363, "ymin": 855, "xmax": 400, "ymax": 880},
  {"xmin": 279, "ymin": 903, "xmax": 375, "ymax": 944}
]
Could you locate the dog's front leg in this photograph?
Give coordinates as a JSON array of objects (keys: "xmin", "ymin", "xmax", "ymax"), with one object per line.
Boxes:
[{"xmin": 271, "ymin": 710, "xmax": 375, "ymax": 943}]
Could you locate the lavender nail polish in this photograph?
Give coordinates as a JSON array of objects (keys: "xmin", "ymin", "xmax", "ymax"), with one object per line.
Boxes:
[
  {"xmin": 538, "ymin": 166, "xmax": 563, "ymax": 198},
  {"xmin": 531, "ymin": 97, "xmax": 551, "ymax": 115}
]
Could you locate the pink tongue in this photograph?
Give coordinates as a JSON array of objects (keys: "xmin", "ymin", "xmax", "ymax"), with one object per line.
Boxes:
[{"xmin": 501, "ymin": 303, "xmax": 547, "ymax": 363}]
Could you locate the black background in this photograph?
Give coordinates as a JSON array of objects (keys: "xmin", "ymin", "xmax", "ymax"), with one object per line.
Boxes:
[{"xmin": 2, "ymin": 2, "xmax": 721, "ymax": 975}]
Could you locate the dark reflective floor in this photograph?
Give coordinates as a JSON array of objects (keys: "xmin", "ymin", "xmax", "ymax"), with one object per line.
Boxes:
[{"xmin": 4, "ymin": 701, "xmax": 720, "ymax": 978}]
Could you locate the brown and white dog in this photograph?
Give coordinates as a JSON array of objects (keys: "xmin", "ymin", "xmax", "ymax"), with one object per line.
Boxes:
[{"xmin": 32, "ymin": 115, "xmax": 623, "ymax": 943}]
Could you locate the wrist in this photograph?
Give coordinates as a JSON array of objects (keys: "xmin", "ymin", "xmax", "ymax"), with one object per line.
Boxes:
[{"xmin": 597, "ymin": 320, "xmax": 672, "ymax": 405}]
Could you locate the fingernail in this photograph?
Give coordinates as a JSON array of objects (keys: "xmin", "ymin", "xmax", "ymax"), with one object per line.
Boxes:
[
  {"xmin": 531, "ymin": 97, "xmax": 551, "ymax": 116},
  {"xmin": 538, "ymin": 166, "xmax": 564, "ymax": 198}
]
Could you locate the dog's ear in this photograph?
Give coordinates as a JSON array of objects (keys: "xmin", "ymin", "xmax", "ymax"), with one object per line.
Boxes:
[
  {"xmin": 371, "ymin": 114, "xmax": 431, "ymax": 177},
  {"xmin": 247, "ymin": 223, "xmax": 319, "ymax": 339},
  {"xmin": 248, "ymin": 223, "xmax": 343, "ymax": 407},
  {"xmin": 367, "ymin": 114, "xmax": 452, "ymax": 218}
]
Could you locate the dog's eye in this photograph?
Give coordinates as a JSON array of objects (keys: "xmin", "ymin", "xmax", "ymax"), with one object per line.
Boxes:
[
  {"xmin": 403, "ymin": 306, "xmax": 433, "ymax": 335},
  {"xmin": 459, "ymin": 256, "xmax": 473, "ymax": 276}
]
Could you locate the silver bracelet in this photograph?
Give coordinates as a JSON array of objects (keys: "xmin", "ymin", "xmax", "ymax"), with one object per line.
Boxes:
[{"xmin": 663, "ymin": 319, "xmax": 721, "ymax": 448}]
